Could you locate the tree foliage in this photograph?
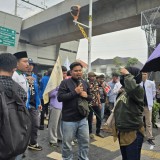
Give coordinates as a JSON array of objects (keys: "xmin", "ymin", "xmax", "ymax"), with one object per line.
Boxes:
[
  {"xmin": 113, "ymin": 57, "xmax": 122, "ymax": 67},
  {"xmin": 126, "ymin": 58, "xmax": 138, "ymax": 67}
]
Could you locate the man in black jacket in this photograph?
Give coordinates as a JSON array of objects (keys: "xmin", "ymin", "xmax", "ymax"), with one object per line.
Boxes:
[
  {"xmin": 58, "ymin": 62, "xmax": 91, "ymax": 160},
  {"xmin": 0, "ymin": 53, "xmax": 28, "ymax": 160}
]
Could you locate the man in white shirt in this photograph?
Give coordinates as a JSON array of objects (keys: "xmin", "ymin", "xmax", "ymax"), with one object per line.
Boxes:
[
  {"xmin": 12, "ymin": 51, "xmax": 29, "ymax": 159},
  {"xmin": 140, "ymin": 72, "xmax": 156, "ymax": 146},
  {"xmin": 12, "ymin": 51, "xmax": 29, "ymax": 93}
]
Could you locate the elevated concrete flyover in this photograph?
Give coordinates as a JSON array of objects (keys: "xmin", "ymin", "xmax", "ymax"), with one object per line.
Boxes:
[{"xmin": 21, "ymin": 0, "xmax": 160, "ymax": 47}]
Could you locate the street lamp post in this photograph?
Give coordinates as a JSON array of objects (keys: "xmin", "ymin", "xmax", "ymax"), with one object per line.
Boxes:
[
  {"xmin": 71, "ymin": 0, "xmax": 93, "ymax": 72},
  {"xmin": 15, "ymin": 0, "xmax": 17, "ymax": 16},
  {"xmin": 88, "ymin": 0, "xmax": 92, "ymax": 72}
]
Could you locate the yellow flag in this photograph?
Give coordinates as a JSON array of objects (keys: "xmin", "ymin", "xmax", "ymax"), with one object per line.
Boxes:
[{"xmin": 43, "ymin": 56, "xmax": 63, "ymax": 104}]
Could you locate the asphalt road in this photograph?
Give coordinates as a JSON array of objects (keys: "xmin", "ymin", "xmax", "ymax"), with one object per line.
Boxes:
[{"xmin": 23, "ymin": 118, "xmax": 160, "ymax": 160}]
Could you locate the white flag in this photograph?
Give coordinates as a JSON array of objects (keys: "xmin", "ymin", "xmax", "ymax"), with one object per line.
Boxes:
[
  {"xmin": 43, "ymin": 56, "xmax": 63, "ymax": 104},
  {"xmin": 63, "ymin": 56, "xmax": 70, "ymax": 70}
]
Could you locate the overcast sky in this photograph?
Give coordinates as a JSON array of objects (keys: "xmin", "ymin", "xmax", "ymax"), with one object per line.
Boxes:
[
  {"xmin": 0, "ymin": 0, "xmax": 148, "ymax": 64},
  {"xmin": 0, "ymin": 0, "xmax": 64, "ymax": 18},
  {"xmin": 77, "ymin": 27, "xmax": 148, "ymax": 64}
]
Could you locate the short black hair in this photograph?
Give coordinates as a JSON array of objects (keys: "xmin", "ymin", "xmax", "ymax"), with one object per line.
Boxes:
[
  {"xmin": 70, "ymin": 62, "xmax": 83, "ymax": 70},
  {"xmin": 98, "ymin": 74, "xmax": 105, "ymax": 78},
  {"xmin": 0, "ymin": 53, "xmax": 17, "ymax": 72},
  {"xmin": 61, "ymin": 66, "xmax": 67, "ymax": 72},
  {"xmin": 112, "ymin": 72, "xmax": 119, "ymax": 77},
  {"xmin": 67, "ymin": 70, "xmax": 71, "ymax": 76}
]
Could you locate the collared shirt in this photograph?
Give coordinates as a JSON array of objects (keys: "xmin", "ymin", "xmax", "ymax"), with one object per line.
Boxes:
[
  {"xmin": 88, "ymin": 81, "xmax": 99, "ymax": 107},
  {"xmin": 140, "ymin": 80, "xmax": 156, "ymax": 109},
  {"xmin": 12, "ymin": 70, "xmax": 29, "ymax": 93},
  {"xmin": 108, "ymin": 81, "xmax": 121, "ymax": 103}
]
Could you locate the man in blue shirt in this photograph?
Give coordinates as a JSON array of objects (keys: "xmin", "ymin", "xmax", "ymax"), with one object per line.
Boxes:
[
  {"xmin": 107, "ymin": 73, "xmax": 121, "ymax": 113},
  {"xmin": 39, "ymin": 68, "xmax": 52, "ymax": 130}
]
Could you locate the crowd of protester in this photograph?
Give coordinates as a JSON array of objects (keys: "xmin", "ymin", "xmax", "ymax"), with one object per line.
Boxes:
[{"xmin": 0, "ymin": 51, "xmax": 160, "ymax": 160}]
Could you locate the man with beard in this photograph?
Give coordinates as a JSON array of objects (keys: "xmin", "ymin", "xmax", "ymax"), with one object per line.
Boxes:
[{"xmin": 58, "ymin": 62, "xmax": 91, "ymax": 160}]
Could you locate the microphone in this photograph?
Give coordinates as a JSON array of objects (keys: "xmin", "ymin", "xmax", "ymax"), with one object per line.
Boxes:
[{"xmin": 78, "ymin": 77, "xmax": 82, "ymax": 86}]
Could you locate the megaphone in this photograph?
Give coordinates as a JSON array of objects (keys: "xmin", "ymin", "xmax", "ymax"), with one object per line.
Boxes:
[{"xmin": 70, "ymin": 5, "xmax": 81, "ymax": 21}]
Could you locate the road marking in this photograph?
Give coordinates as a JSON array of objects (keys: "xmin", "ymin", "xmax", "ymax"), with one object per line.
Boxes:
[
  {"xmin": 141, "ymin": 150, "xmax": 160, "ymax": 159},
  {"xmin": 44, "ymin": 119, "xmax": 48, "ymax": 125},
  {"xmin": 91, "ymin": 136, "xmax": 119, "ymax": 151},
  {"xmin": 47, "ymin": 151, "xmax": 62, "ymax": 160},
  {"xmin": 46, "ymin": 135, "xmax": 160, "ymax": 159},
  {"xmin": 91, "ymin": 135, "xmax": 160, "ymax": 159}
]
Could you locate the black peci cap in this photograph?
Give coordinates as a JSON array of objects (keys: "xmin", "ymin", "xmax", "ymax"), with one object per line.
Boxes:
[{"xmin": 14, "ymin": 51, "xmax": 28, "ymax": 60}]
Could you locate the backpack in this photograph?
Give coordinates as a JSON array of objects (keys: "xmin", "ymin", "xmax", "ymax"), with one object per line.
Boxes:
[{"xmin": 0, "ymin": 82, "xmax": 32, "ymax": 160}]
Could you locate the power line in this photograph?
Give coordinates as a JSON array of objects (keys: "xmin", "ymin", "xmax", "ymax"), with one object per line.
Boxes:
[
  {"xmin": 17, "ymin": 3, "xmax": 33, "ymax": 11},
  {"xmin": 21, "ymin": 0, "xmax": 46, "ymax": 10}
]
